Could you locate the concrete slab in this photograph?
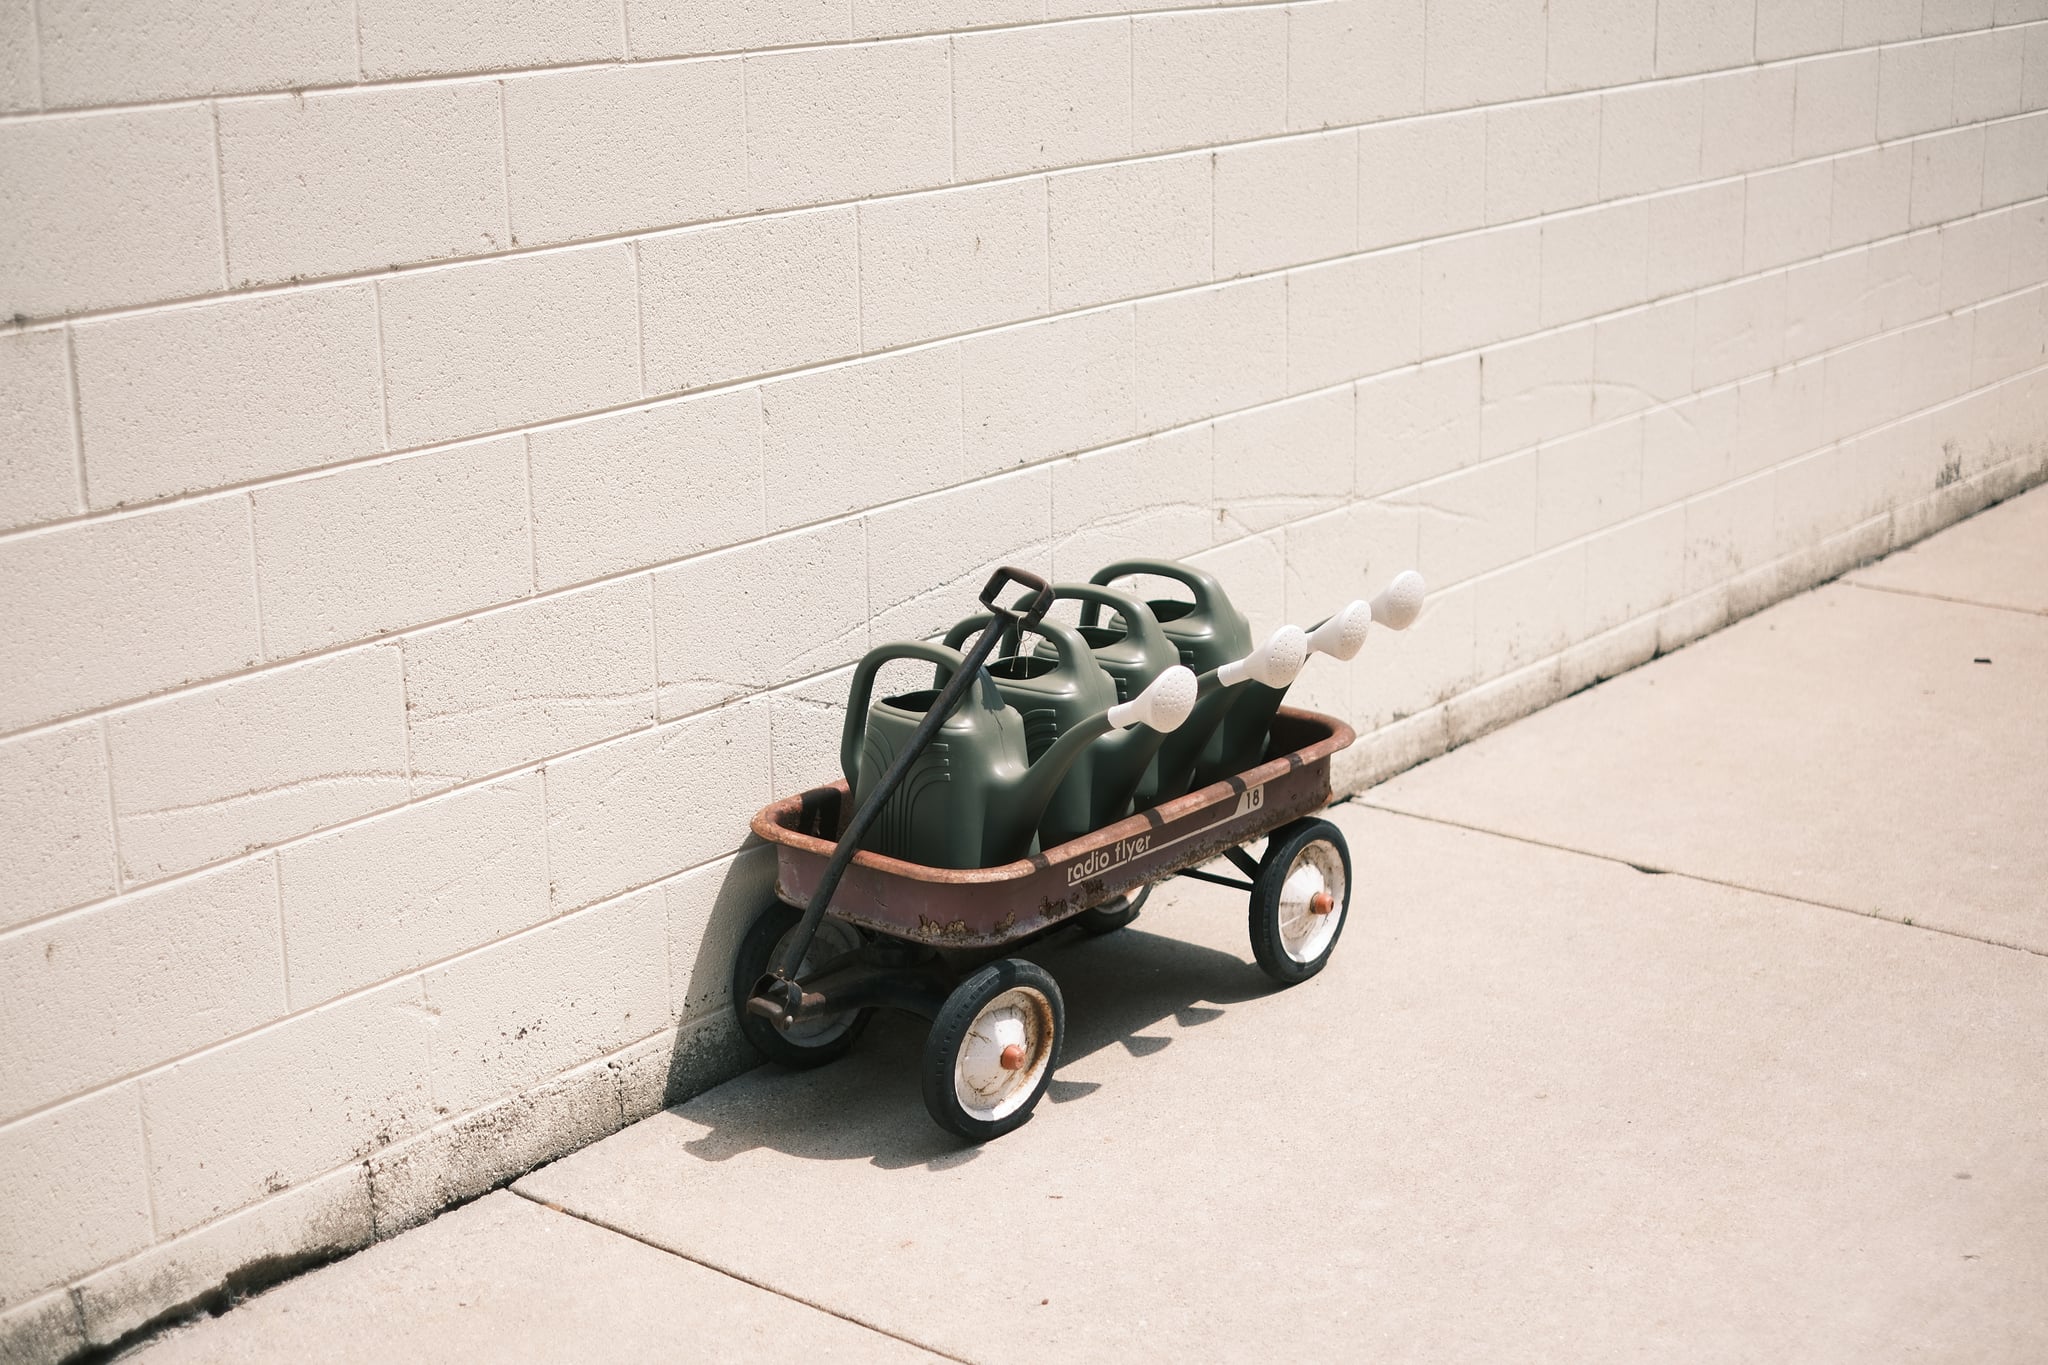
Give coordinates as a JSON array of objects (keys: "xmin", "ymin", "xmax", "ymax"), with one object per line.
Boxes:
[
  {"xmin": 517, "ymin": 806, "xmax": 2048, "ymax": 1365},
  {"xmin": 1848, "ymin": 484, "xmax": 2048, "ymax": 616},
  {"xmin": 123, "ymin": 1191, "xmax": 943, "ymax": 1363},
  {"xmin": 1368, "ymin": 583, "xmax": 2048, "ymax": 952}
]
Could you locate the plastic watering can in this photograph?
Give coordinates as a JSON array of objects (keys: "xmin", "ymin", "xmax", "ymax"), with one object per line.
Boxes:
[
  {"xmin": 842, "ymin": 639, "xmax": 1198, "ymax": 870},
  {"xmin": 1137, "ymin": 624, "xmax": 1310, "ymax": 805},
  {"xmin": 1034, "ymin": 583, "xmax": 1184, "ymax": 704},
  {"xmin": 1089, "ymin": 558, "xmax": 1254, "ymax": 675},
  {"xmin": 1192, "ymin": 569, "xmax": 1429, "ymax": 788},
  {"xmin": 1087, "ymin": 558, "xmax": 1281, "ymax": 804},
  {"xmin": 948, "ymin": 599, "xmax": 1190, "ymax": 848},
  {"xmin": 939, "ymin": 615, "xmax": 1118, "ymax": 849},
  {"xmin": 1021, "ymin": 583, "xmax": 1193, "ymax": 842}
]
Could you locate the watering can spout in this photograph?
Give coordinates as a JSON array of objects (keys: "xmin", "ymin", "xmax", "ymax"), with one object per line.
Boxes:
[
  {"xmin": 1215, "ymin": 625, "xmax": 1310, "ymax": 689},
  {"xmin": 1106, "ymin": 663, "xmax": 1198, "ymax": 733},
  {"xmin": 1369, "ymin": 570, "xmax": 1427, "ymax": 631}
]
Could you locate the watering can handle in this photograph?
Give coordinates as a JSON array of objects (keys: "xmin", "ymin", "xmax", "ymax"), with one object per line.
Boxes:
[
  {"xmin": 1090, "ymin": 558, "xmax": 1229, "ymax": 618},
  {"xmin": 941, "ymin": 613, "xmax": 1018, "ymax": 660},
  {"xmin": 979, "ymin": 565, "xmax": 1054, "ymax": 630},
  {"xmin": 1053, "ymin": 582, "xmax": 1174, "ymax": 657},
  {"xmin": 840, "ymin": 641, "xmax": 970, "ymax": 792}
]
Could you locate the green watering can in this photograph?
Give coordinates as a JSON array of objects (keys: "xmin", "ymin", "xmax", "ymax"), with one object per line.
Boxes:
[
  {"xmin": 1031, "ymin": 583, "xmax": 1184, "ymax": 704},
  {"xmin": 1089, "ymin": 559, "xmax": 1253, "ymax": 675},
  {"xmin": 842, "ymin": 639, "xmax": 1198, "ymax": 870},
  {"xmin": 938, "ymin": 615, "xmax": 1115, "ymax": 850},
  {"xmin": 1088, "ymin": 558, "xmax": 1281, "ymax": 804},
  {"xmin": 1191, "ymin": 568, "xmax": 1430, "ymax": 788},
  {"xmin": 948, "ymin": 595, "xmax": 1186, "ymax": 849}
]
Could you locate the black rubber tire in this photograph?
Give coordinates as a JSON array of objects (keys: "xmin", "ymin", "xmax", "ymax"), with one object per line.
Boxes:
[
  {"xmin": 1247, "ymin": 818, "xmax": 1352, "ymax": 986},
  {"xmin": 731, "ymin": 901, "xmax": 871, "ymax": 1069},
  {"xmin": 1075, "ymin": 884, "xmax": 1151, "ymax": 935},
  {"xmin": 921, "ymin": 959, "xmax": 1064, "ymax": 1142}
]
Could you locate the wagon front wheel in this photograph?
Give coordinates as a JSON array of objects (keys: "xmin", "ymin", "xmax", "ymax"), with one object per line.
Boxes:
[
  {"xmin": 921, "ymin": 959, "xmax": 1063, "ymax": 1142},
  {"xmin": 731, "ymin": 901, "xmax": 871, "ymax": 1069},
  {"xmin": 1247, "ymin": 818, "xmax": 1351, "ymax": 985}
]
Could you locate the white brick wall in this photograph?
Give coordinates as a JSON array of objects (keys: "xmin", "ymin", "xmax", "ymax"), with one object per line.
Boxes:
[{"xmin": 5, "ymin": 4, "xmax": 2048, "ymax": 1357}]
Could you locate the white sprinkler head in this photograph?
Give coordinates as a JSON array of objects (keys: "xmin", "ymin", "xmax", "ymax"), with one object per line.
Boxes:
[
  {"xmin": 1369, "ymin": 570, "xmax": 1427, "ymax": 631},
  {"xmin": 1306, "ymin": 600, "xmax": 1373, "ymax": 661},
  {"xmin": 1216, "ymin": 625, "xmax": 1310, "ymax": 689},
  {"xmin": 1107, "ymin": 665, "xmax": 1199, "ymax": 732}
]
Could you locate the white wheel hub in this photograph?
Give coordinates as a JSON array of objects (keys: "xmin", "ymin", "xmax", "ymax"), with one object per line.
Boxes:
[
  {"xmin": 954, "ymin": 986, "xmax": 1056, "ymax": 1122},
  {"xmin": 1275, "ymin": 841, "xmax": 1345, "ymax": 964},
  {"xmin": 775, "ymin": 918, "xmax": 863, "ymax": 1046}
]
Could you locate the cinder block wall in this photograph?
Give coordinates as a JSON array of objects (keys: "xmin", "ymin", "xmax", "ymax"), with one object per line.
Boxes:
[{"xmin": 4, "ymin": 0, "xmax": 2047, "ymax": 1355}]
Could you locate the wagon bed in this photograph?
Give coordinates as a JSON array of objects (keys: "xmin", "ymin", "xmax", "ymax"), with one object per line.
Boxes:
[{"xmin": 751, "ymin": 707, "xmax": 1354, "ymax": 948}]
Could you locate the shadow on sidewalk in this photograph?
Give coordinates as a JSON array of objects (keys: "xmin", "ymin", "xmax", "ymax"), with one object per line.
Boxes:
[{"xmin": 670, "ymin": 917, "xmax": 1281, "ymax": 1173}]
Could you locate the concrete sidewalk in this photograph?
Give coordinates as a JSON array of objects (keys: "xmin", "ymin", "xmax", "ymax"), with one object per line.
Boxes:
[{"xmin": 126, "ymin": 488, "xmax": 2048, "ymax": 1364}]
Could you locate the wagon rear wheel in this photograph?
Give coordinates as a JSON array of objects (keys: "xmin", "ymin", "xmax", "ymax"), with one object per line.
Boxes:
[
  {"xmin": 1247, "ymin": 818, "xmax": 1351, "ymax": 985},
  {"xmin": 731, "ymin": 901, "xmax": 871, "ymax": 1069},
  {"xmin": 1075, "ymin": 884, "xmax": 1150, "ymax": 935},
  {"xmin": 921, "ymin": 959, "xmax": 1063, "ymax": 1142}
]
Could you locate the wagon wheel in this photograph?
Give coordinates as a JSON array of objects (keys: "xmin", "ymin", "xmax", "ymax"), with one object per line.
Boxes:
[
  {"xmin": 921, "ymin": 959, "xmax": 1064, "ymax": 1142},
  {"xmin": 1075, "ymin": 883, "xmax": 1151, "ymax": 935},
  {"xmin": 731, "ymin": 901, "xmax": 871, "ymax": 1069},
  {"xmin": 1246, "ymin": 818, "xmax": 1351, "ymax": 985}
]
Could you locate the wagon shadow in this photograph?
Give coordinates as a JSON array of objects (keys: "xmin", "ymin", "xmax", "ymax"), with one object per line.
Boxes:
[{"xmin": 671, "ymin": 920, "xmax": 1282, "ymax": 1172}]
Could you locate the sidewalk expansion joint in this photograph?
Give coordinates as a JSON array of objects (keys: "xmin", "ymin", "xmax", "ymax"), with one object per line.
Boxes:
[
  {"xmin": 506, "ymin": 1186, "xmax": 977, "ymax": 1364},
  {"xmin": 1357, "ymin": 802, "xmax": 2048, "ymax": 961},
  {"xmin": 1843, "ymin": 579, "xmax": 2048, "ymax": 619}
]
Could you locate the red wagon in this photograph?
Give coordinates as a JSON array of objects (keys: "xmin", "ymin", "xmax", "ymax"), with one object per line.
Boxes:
[{"xmin": 738, "ymin": 627, "xmax": 1358, "ymax": 1140}]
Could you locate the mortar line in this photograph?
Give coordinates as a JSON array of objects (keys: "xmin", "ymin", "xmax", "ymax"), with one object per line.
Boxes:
[
  {"xmin": 369, "ymin": 283, "xmax": 392, "ymax": 449},
  {"xmin": 630, "ymin": 239, "xmax": 648, "ymax": 395},
  {"xmin": 133, "ymin": 1085, "xmax": 163, "ymax": 1240},
  {"xmin": 397, "ymin": 631, "xmax": 420, "ymax": 796},
  {"xmin": 207, "ymin": 102, "xmax": 231, "ymax": 288},
  {"xmin": 350, "ymin": 0, "xmax": 365, "ymax": 79},
  {"xmin": 1840, "ymin": 578, "xmax": 2048, "ymax": 617},
  {"xmin": 498, "ymin": 80, "xmax": 516, "ymax": 249},
  {"xmin": 25, "ymin": 0, "xmax": 44, "ymax": 107},
  {"xmin": 520, "ymin": 434, "xmax": 539, "ymax": 593},
  {"xmin": 852, "ymin": 203, "xmax": 865, "ymax": 352},
  {"xmin": 539, "ymin": 763, "xmax": 561, "ymax": 923},
  {"xmin": 1355, "ymin": 803, "xmax": 2048, "ymax": 959},
  {"xmin": 62, "ymin": 325, "xmax": 87, "ymax": 510},
  {"xmin": 273, "ymin": 854, "xmax": 292, "ymax": 1012},
  {"xmin": 645, "ymin": 570, "xmax": 662, "ymax": 727},
  {"xmin": 97, "ymin": 718, "xmax": 123, "ymax": 894},
  {"xmin": 243, "ymin": 492, "xmax": 269, "ymax": 660},
  {"xmin": 508, "ymin": 1192, "xmax": 980, "ymax": 1365}
]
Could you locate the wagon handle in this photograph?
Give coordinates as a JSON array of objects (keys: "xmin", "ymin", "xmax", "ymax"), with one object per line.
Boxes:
[
  {"xmin": 979, "ymin": 565, "xmax": 1054, "ymax": 629},
  {"xmin": 763, "ymin": 567, "xmax": 1048, "ymax": 998}
]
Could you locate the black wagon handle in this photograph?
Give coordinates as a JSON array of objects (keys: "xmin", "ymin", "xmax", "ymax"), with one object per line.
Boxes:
[
  {"xmin": 979, "ymin": 565, "xmax": 1054, "ymax": 630},
  {"xmin": 759, "ymin": 565, "xmax": 1048, "ymax": 1000}
]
